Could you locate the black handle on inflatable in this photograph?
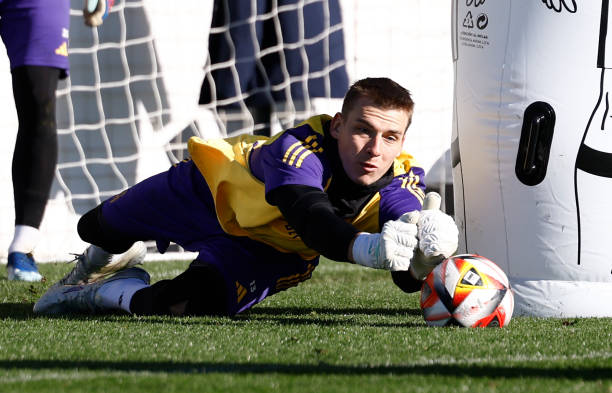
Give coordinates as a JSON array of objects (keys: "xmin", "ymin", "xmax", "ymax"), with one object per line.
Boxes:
[{"xmin": 515, "ymin": 101, "xmax": 556, "ymax": 186}]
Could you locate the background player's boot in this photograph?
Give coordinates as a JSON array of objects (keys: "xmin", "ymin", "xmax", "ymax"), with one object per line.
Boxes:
[
  {"xmin": 33, "ymin": 267, "xmax": 150, "ymax": 315},
  {"xmin": 53, "ymin": 241, "xmax": 147, "ymax": 288},
  {"xmin": 7, "ymin": 252, "xmax": 43, "ymax": 282}
]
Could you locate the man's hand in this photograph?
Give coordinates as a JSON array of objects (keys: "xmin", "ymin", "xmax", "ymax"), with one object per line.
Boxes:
[
  {"xmin": 350, "ymin": 192, "xmax": 457, "ymax": 274},
  {"xmin": 351, "ymin": 219, "xmax": 418, "ymax": 271},
  {"xmin": 405, "ymin": 192, "xmax": 459, "ymax": 279},
  {"xmin": 83, "ymin": 0, "xmax": 113, "ymax": 27},
  {"xmin": 417, "ymin": 208, "xmax": 458, "ymax": 258}
]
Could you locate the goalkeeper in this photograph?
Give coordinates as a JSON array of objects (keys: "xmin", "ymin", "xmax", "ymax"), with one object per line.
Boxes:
[{"xmin": 34, "ymin": 77, "xmax": 459, "ymax": 316}]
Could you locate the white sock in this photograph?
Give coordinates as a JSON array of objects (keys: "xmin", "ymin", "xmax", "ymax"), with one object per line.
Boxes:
[
  {"xmin": 96, "ymin": 278, "xmax": 149, "ymax": 313},
  {"xmin": 9, "ymin": 225, "xmax": 41, "ymax": 254}
]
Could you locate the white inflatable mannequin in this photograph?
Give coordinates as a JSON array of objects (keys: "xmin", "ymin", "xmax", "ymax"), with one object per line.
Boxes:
[{"xmin": 452, "ymin": 0, "xmax": 612, "ymax": 317}]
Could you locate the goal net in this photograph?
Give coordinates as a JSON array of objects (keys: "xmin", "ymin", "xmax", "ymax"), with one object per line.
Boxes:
[{"xmin": 0, "ymin": 0, "xmax": 452, "ymax": 262}]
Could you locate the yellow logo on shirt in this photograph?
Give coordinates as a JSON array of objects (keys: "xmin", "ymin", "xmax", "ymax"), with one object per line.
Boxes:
[
  {"xmin": 400, "ymin": 170, "xmax": 425, "ymax": 204},
  {"xmin": 282, "ymin": 135, "xmax": 323, "ymax": 168},
  {"xmin": 55, "ymin": 41, "xmax": 68, "ymax": 57}
]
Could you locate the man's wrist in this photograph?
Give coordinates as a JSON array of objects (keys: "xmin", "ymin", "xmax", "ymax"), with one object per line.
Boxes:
[
  {"xmin": 348, "ymin": 232, "xmax": 366, "ymax": 263},
  {"xmin": 351, "ymin": 232, "xmax": 383, "ymax": 269}
]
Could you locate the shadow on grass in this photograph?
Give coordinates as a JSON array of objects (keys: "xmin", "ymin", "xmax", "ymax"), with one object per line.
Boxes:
[
  {"xmin": 0, "ymin": 303, "xmax": 128, "ymax": 321},
  {"xmin": 0, "ymin": 303, "xmax": 422, "ymax": 327},
  {"xmin": 0, "ymin": 359, "xmax": 609, "ymax": 379},
  {"xmin": 0, "ymin": 303, "xmax": 34, "ymax": 319},
  {"xmin": 247, "ymin": 306, "xmax": 422, "ymax": 317},
  {"xmin": 235, "ymin": 306, "xmax": 424, "ymax": 328}
]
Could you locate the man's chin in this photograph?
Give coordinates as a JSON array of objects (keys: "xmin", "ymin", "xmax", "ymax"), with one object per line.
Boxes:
[{"xmin": 351, "ymin": 174, "xmax": 379, "ymax": 186}]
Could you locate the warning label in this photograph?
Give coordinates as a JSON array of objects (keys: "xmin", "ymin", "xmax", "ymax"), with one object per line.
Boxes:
[{"xmin": 459, "ymin": 10, "xmax": 490, "ymax": 49}]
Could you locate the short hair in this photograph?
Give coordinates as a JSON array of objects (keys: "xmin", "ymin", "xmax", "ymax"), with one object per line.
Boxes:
[{"xmin": 341, "ymin": 77, "xmax": 414, "ymax": 128}]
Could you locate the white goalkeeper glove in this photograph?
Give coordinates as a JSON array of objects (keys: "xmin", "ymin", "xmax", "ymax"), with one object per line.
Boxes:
[
  {"xmin": 407, "ymin": 192, "xmax": 459, "ymax": 279},
  {"xmin": 83, "ymin": 0, "xmax": 112, "ymax": 27},
  {"xmin": 351, "ymin": 218, "xmax": 418, "ymax": 271}
]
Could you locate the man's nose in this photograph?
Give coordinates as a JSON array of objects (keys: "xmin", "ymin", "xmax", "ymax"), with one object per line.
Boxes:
[{"xmin": 367, "ymin": 134, "xmax": 383, "ymax": 156}]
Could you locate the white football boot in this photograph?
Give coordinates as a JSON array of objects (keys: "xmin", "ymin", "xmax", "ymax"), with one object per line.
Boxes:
[
  {"xmin": 53, "ymin": 241, "xmax": 147, "ymax": 288},
  {"xmin": 33, "ymin": 267, "xmax": 150, "ymax": 315}
]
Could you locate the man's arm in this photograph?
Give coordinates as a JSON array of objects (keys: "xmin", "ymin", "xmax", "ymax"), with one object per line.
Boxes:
[
  {"xmin": 267, "ymin": 184, "xmax": 418, "ymax": 271},
  {"xmin": 266, "ymin": 184, "xmax": 358, "ymax": 262}
]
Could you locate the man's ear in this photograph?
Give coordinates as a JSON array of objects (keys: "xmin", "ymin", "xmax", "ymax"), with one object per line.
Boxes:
[
  {"xmin": 396, "ymin": 112, "xmax": 411, "ymax": 157},
  {"xmin": 330, "ymin": 112, "xmax": 343, "ymax": 139}
]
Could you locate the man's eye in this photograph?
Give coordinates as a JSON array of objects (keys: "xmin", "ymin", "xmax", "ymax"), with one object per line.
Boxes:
[{"xmin": 385, "ymin": 135, "xmax": 398, "ymax": 142}]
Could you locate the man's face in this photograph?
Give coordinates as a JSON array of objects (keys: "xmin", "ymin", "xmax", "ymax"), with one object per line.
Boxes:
[{"xmin": 330, "ymin": 97, "xmax": 410, "ymax": 186}]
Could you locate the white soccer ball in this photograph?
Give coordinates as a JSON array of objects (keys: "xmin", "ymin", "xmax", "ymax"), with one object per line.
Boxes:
[{"xmin": 420, "ymin": 254, "xmax": 514, "ymax": 327}]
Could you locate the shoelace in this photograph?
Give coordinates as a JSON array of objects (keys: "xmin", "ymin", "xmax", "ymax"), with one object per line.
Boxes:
[{"xmin": 67, "ymin": 252, "xmax": 85, "ymax": 264}]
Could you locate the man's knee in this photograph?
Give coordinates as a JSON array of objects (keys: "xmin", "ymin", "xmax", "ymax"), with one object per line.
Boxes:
[
  {"xmin": 77, "ymin": 204, "xmax": 135, "ymax": 254},
  {"xmin": 12, "ymin": 66, "xmax": 59, "ymax": 128}
]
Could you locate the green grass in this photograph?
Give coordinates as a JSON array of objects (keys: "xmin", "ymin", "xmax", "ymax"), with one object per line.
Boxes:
[{"xmin": 1, "ymin": 259, "xmax": 610, "ymax": 393}]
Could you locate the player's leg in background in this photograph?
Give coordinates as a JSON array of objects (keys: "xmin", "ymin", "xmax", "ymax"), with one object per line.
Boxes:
[
  {"xmin": 2, "ymin": 0, "xmax": 70, "ymax": 280},
  {"xmin": 11, "ymin": 66, "xmax": 60, "ymax": 231},
  {"xmin": 7, "ymin": 66, "xmax": 60, "ymax": 281}
]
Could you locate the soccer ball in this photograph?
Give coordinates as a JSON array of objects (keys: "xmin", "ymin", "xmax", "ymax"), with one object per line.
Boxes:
[{"xmin": 420, "ymin": 254, "xmax": 514, "ymax": 327}]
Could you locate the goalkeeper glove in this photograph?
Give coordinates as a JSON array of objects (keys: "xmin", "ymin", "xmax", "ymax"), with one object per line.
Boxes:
[
  {"xmin": 351, "ymin": 218, "xmax": 418, "ymax": 271},
  {"xmin": 408, "ymin": 192, "xmax": 459, "ymax": 279},
  {"xmin": 83, "ymin": 0, "xmax": 114, "ymax": 27}
]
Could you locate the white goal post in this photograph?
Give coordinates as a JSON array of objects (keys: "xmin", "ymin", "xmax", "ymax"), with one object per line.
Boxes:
[{"xmin": 0, "ymin": 0, "xmax": 452, "ymax": 262}]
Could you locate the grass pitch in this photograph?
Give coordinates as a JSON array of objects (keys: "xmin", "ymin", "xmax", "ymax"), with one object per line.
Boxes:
[{"xmin": 0, "ymin": 259, "xmax": 610, "ymax": 393}]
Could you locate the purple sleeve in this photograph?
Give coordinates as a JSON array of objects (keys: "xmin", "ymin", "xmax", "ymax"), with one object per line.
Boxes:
[
  {"xmin": 258, "ymin": 128, "xmax": 330, "ymax": 195},
  {"xmin": 378, "ymin": 166, "xmax": 426, "ymax": 224}
]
